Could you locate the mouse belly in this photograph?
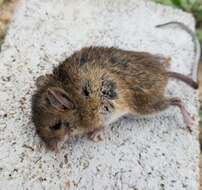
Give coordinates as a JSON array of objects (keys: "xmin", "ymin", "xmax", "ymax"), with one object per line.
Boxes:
[{"xmin": 102, "ymin": 110, "xmax": 128, "ymax": 125}]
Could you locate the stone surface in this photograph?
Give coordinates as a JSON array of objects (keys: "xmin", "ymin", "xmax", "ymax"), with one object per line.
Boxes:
[{"xmin": 0, "ymin": 0, "xmax": 200, "ymax": 189}]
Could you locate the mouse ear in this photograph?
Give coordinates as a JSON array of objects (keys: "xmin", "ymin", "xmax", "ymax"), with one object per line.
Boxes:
[{"xmin": 47, "ymin": 87, "xmax": 74, "ymax": 111}]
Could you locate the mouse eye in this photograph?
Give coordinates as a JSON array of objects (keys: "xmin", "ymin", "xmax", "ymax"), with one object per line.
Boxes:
[
  {"xmin": 79, "ymin": 56, "xmax": 87, "ymax": 65},
  {"xmin": 51, "ymin": 122, "xmax": 62, "ymax": 130}
]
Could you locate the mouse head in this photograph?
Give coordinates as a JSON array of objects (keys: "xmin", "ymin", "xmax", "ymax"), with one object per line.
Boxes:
[
  {"xmin": 32, "ymin": 74, "xmax": 78, "ymax": 151},
  {"xmin": 32, "ymin": 62, "xmax": 127, "ymax": 151}
]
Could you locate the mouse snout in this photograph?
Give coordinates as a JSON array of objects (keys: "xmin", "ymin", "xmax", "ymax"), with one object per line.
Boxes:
[{"xmin": 63, "ymin": 122, "xmax": 73, "ymax": 134}]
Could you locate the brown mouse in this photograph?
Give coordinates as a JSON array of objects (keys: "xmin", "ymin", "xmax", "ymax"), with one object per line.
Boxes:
[{"xmin": 32, "ymin": 23, "xmax": 199, "ymax": 151}]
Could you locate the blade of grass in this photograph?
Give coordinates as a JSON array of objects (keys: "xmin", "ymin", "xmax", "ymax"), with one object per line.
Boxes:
[
  {"xmin": 199, "ymin": 111, "xmax": 202, "ymax": 122},
  {"xmin": 195, "ymin": 10, "xmax": 202, "ymax": 22},
  {"xmin": 0, "ymin": 37, "xmax": 4, "ymax": 51},
  {"xmin": 155, "ymin": 0, "xmax": 176, "ymax": 6},
  {"xmin": 178, "ymin": 0, "xmax": 193, "ymax": 11},
  {"xmin": 0, "ymin": 0, "xmax": 4, "ymax": 6},
  {"xmin": 171, "ymin": 0, "xmax": 182, "ymax": 7},
  {"xmin": 196, "ymin": 29, "xmax": 202, "ymax": 44},
  {"xmin": 189, "ymin": 0, "xmax": 197, "ymax": 4}
]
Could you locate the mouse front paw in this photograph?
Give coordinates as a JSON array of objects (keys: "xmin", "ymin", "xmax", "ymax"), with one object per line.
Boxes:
[{"xmin": 88, "ymin": 127, "xmax": 104, "ymax": 142}]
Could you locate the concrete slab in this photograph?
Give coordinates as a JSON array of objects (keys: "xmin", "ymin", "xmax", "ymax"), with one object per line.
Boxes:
[{"xmin": 0, "ymin": 0, "xmax": 200, "ymax": 189}]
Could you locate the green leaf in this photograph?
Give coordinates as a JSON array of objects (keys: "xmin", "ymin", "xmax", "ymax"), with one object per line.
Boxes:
[
  {"xmin": 195, "ymin": 10, "xmax": 202, "ymax": 22},
  {"xmin": 188, "ymin": 0, "xmax": 197, "ymax": 4},
  {"xmin": 171, "ymin": 0, "xmax": 182, "ymax": 7},
  {"xmin": 196, "ymin": 29, "xmax": 202, "ymax": 44},
  {"xmin": 191, "ymin": 3, "xmax": 202, "ymax": 12},
  {"xmin": 154, "ymin": 0, "xmax": 202, "ymax": 12},
  {"xmin": 173, "ymin": 0, "xmax": 193, "ymax": 11},
  {"xmin": 0, "ymin": 0, "xmax": 4, "ymax": 6},
  {"xmin": 199, "ymin": 111, "xmax": 202, "ymax": 122},
  {"xmin": 155, "ymin": 0, "xmax": 176, "ymax": 6}
]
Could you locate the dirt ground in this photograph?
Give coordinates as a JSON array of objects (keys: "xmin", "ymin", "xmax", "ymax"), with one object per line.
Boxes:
[{"xmin": 0, "ymin": 0, "xmax": 18, "ymax": 39}]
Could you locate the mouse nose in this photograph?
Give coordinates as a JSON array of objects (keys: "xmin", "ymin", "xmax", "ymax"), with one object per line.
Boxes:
[{"xmin": 63, "ymin": 122, "xmax": 70, "ymax": 128}]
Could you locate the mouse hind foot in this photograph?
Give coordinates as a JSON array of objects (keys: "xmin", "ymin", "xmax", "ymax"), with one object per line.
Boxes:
[
  {"xmin": 135, "ymin": 97, "xmax": 195, "ymax": 132},
  {"xmin": 168, "ymin": 97, "xmax": 195, "ymax": 132}
]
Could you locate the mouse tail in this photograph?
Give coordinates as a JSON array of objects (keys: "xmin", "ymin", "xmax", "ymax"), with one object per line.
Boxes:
[
  {"xmin": 167, "ymin": 71, "xmax": 198, "ymax": 89},
  {"xmin": 156, "ymin": 21, "xmax": 201, "ymax": 82}
]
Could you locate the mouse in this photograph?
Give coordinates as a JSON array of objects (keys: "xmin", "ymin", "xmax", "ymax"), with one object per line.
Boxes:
[{"xmin": 31, "ymin": 22, "xmax": 199, "ymax": 151}]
